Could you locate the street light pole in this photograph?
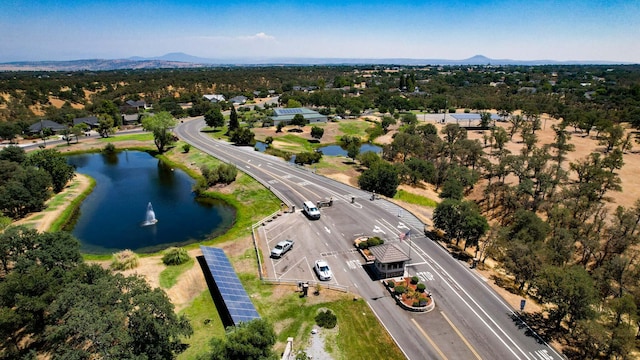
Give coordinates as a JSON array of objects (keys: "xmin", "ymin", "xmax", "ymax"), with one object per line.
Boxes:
[{"xmin": 443, "ymin": 99, "xmax": 447, "ymax": 123}]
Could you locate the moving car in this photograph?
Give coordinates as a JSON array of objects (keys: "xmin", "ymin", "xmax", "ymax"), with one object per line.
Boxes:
[
  {"xmin": 270, "ymin": 239, "xmax": 294, "ymax": 258},
  {"xmin": 314, "ymin": 259, "xmax": 332, "ymax": 281},
  {"xmin": 303, "ymin": 201, "xmax": 321, "ymax": 219}
]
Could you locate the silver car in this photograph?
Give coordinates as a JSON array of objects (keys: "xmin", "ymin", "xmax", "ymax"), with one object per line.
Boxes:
[
  {"xmin": 314, "ymin": 259, "xmax": 332, "ymax": 281},
  {"xmin": 270, "ymin": 239, "xmax": 294, "ymax": 258}
]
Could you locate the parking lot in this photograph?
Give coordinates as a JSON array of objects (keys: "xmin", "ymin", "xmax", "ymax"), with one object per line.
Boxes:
[{"xmin": 254, "ymin": 207, "xmax": 365, "ymax": 290}]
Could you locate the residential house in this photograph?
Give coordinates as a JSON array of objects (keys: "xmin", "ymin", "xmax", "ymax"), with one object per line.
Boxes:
[
  {"xmin": 203, "ymin": 94, "xmax": 225, "ymax": 103},
  {"xmin": 28, "ymin": 120, "xmax": 67, "ymax": 134},
  {"xmin": 73, "ymin": 116, "xmax": 100, "ymax": 129},
  {"xmin": 122, "ymin": 114, "xmax": 140, "ymax": 125},
  {"xmin": 229, "ymin": 96, "xmax": 247, "ymax": 105}
]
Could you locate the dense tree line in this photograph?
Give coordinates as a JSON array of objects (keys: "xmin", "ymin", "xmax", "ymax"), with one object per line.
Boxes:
[
  {"xmin": 0, "ymin": 226, "xmax": 193, "ymax": 359},
  {"xmin": 0, "ymin": 146, "xmax": 74, "ymax": 219},
  {"xmin": 2, "ymin": 65, "xmax": 639, "ymax": 136}
]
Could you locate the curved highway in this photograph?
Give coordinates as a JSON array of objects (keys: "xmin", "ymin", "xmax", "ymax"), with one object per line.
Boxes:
[{"xmin": 175, "ymin": 118, "xmax": 565, "ymax": 360}]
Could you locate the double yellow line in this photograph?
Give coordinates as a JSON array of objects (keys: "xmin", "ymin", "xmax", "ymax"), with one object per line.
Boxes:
[{"xmin": 411, "ymin": 311, "xmax": 482, "ymax": 360}]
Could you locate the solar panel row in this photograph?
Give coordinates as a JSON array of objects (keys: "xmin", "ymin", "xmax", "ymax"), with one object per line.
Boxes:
[
  {"xmin": 200, "ymin": 246, "xmax": 260, "ymax": 324},
  {"xmin": 275, "ymin": 108, "xmax": 304, "ymax": 115}
]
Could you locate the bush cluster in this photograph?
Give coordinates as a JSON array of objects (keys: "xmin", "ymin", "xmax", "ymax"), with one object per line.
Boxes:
[
  {"xmin": 201, "ymin": 163, "xmax": 238, "ymax": 186},
  {"xmin": 393, "ymin": 285, "xmax": 406, "ymax": 295},
  {"xmin": 357, "ymin": 236, "xmax": 384, "ymax": 249},
  {"xmin": 315, "ymin": 309, "xmax": 337, "ymax": 329},
  {"xmin": 162, "ymin": 247, "xmax": 190, "ymax": 266},
  {"xmin": 294, "ymin": 151, "xmax": 322, "ymax": 165},
  {"xmin": 110, "ymin": 249, "xmax": 139, "ymax": 270}
]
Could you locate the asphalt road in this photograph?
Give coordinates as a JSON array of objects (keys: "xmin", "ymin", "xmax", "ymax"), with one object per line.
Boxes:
[{"xmin": 175, "ymin": 117, "xmax": 565, "ymax": 360}]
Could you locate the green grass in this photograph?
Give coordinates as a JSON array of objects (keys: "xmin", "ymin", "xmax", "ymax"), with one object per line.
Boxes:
[
  {"xmin": 394, "ymin": 189, "xmax": 438, "ymax": 208},
  {"xmin": 50, "ymin": 176, "xmax": 96, "ymax": 232},
  {"xmin": 337, "ymin": 121, "xmax": 374, "ymax": 139},
  {"xmin": 98, "ymin": 133, "xmax": 154, "ymax": 142},
  {"xmin": 159, "ymin": 258, "xmax": 195, "ymax": 289},
  {"xmin": 177, "ymin": 290, "xmax": 224, "ymax": 360},
  {"xmin": 238, "ymin": 270, "xmax": 405, "ymax": 359},
  {"xmin": 273, "ymin": 134, "xmax": 315, "ymax": 152}
]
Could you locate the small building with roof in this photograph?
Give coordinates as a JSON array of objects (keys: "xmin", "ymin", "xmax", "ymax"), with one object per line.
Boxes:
[
  {"xmin": 73, "ymin": 116, "xmax": 100, "ymax": 128},
  {"xmin": 270, "ymin": 108, "xmax": 327, "ymax": 126},
  {"xmin": 229, "ymin": 95, "xmax": 247, "ymax": 105},
  {"xmin": 368, "ymin": 243, "xmax": 410, "ymax": 279},
  {"xmin": 28, "ymin": 120, "xmax": 67, "ymax": 134},
  {"xmin": 122, "ymin": 114, "xmax": 140, "ymax": 125},
  {"xmin": 203, "ymin": 94, "xmax": 226, "ymax": 103}
]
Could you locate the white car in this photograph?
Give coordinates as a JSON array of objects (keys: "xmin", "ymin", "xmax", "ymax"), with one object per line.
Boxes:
[
  {"xmin": 270, "ymin": 239, "xmax": 294, "ymax": 258},
  {"xmin": 314, "ymin": 260, "xmax": 332, "ymax": 281}
]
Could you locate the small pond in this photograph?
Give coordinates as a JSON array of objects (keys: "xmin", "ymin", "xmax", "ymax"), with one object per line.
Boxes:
[{"xmin": 66, "ymin": 151, "xmax": 236, "ymax": 254}]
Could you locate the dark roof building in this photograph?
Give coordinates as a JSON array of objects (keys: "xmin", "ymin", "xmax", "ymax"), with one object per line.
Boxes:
[
  {"xmin": 270, "ymin": 108, "xmax": 327, "ymax": 126},
  {"xmin": 122, "ymin": 114, "xmax": 140, "ymax": 125},
  {"xmin": 73, "ymin": 116, "xmax": 100, "ymax": 128},
  {"xmin": 229, "ymin": 95, "xmax": 247, "ymax": 105},
  {"xmin": 368, "ymin": 243, "xmax": 410, "ymax": 279},
  {"xmin": 28, "ymin": 120, "xmax": 67, "ymax": 134}
]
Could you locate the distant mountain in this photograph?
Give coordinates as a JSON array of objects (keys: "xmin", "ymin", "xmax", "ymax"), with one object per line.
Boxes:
[
  {"xmin": 0, "ymin": 54, "xmax": 632, "ymax": 71},
  {"xmin": 0, "ymin": 58, "xmax": 205, "ymax": 71}
]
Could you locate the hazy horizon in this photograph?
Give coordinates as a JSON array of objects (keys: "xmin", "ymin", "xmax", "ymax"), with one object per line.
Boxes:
[{"xmin": 2, "ymin": 0, "xmax": 639, "ymax": 63}]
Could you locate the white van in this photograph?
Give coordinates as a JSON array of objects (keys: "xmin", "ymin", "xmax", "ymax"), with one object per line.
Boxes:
[{"xmin": 303, "ymin": 201, "xmax": 321, "ymax": 219}]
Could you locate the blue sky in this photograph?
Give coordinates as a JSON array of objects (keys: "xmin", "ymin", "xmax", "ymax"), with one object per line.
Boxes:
[{"xmin": 2, "ymin": 0, "xmax": 639, "ymax": 62}]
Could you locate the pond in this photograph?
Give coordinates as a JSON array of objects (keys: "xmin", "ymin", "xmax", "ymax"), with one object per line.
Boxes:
[
  {"xmin": 66, "ymin": 151, "xmax": 236, "ymax": 254},
  {"xmin": 254, "ymin": 141, "xmax": 382, "ymax": 157}
]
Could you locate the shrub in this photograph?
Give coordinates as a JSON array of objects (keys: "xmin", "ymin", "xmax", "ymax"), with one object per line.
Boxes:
[
  {"xmin": 357, "ymin": 241, "xmax": 369, "ymax": 250},
  {"xmin": 387, "ymin": 280, "xmax": 395, "ymax": 288},
  {"xmin": 182, "ymin": 143, "xmax": 191, "ymax": 153},
  {"xmin": 394, "ymin": 285, "xmax": 406, "ymax": 295},
  {"xmin": 416, "ymin": 283, "xmax": 426, "ymax": 292},
  {"xmin": 162, "ymin": 247, "xmax": 190, "ymax": 266},
  {"xmin": 103, "ymin": 142, "xmax": 116, "ymax": 154},
  {"xmin": 110, "ymin": 249, "xmax": 139, "ymax": 270},
  {"xmin": 412, "ymin": 300, "xmax": 420, "ymax": 307},
  {"xmin": 366, "ymin": 236, "xmax": 384, "ymax": 247},
  {"xmin": 419, "ymin": 296, "xmax": 429, "ymax": 307},
  {"xmin": 294, "ymin": 151, "xmax": 322, "ymax": 165},
  {"xmin": 410, "ymin": 276, "xmax": 419, "ymax": 285},
  {"xmin": 315, "ymin": 309, "xmax": 337, "ymax": 329},
  {"xmin": 464, "ymin": 109, "xmax": 471, "ymax": 113}
]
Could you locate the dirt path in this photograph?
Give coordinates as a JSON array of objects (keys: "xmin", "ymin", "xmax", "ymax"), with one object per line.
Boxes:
[{"xmin": 14, "ymin": 173, "xmax": 92, "ymax": 233}]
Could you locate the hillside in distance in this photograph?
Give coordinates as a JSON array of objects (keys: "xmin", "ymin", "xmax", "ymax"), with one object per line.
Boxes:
[{"xmin": 0, "ymin": 53, "xmax": 632, "ymax": 71}]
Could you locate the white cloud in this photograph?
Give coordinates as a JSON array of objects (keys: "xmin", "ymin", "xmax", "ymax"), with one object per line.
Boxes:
[{"xmin": 239, "ymin": 32, "xmax": 275, "ymax": 41}]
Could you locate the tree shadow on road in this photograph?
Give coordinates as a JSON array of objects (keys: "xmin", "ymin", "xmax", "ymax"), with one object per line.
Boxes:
[{"xmin": 510, "ymin": 311, "xmax": 567, "ymax": 345}]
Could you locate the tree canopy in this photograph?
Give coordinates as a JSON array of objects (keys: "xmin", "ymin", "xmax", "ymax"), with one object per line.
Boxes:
[
  {"xmin": 142, "ymin": 111, "xmax": 178, "ymax": 153},
  {"xmin": 0, "ymin": 226, "xmax": 193, "ymax": 359}
]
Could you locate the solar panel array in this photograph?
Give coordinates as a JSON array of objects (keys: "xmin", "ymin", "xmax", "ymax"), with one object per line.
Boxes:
[
  {"xmin": 275, "ymin": 108, "xmax": 304, "ymax": 115},
  {"xmin": 200, "ymin": 246, "xmax": 260, "ymax": 325}
]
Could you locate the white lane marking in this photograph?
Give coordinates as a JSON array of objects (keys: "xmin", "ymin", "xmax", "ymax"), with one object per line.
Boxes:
[
  {"xmin": 398, "ymin": 222, "xmax": 410, "ymax": 230},
  {"xmin": 416, "ymin": 271, "xmax": 434, "ymax": 282},
  {"xmin": 346, "ymin": 260, "xmax": 360, "ymax": 270},
  {"xmin": 324, "ymin": 226, "xmax": 331, "ymax": 234},
  {"xmin": 373, "ymin": 225, "xmax": 386, "ymax": 234}
]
